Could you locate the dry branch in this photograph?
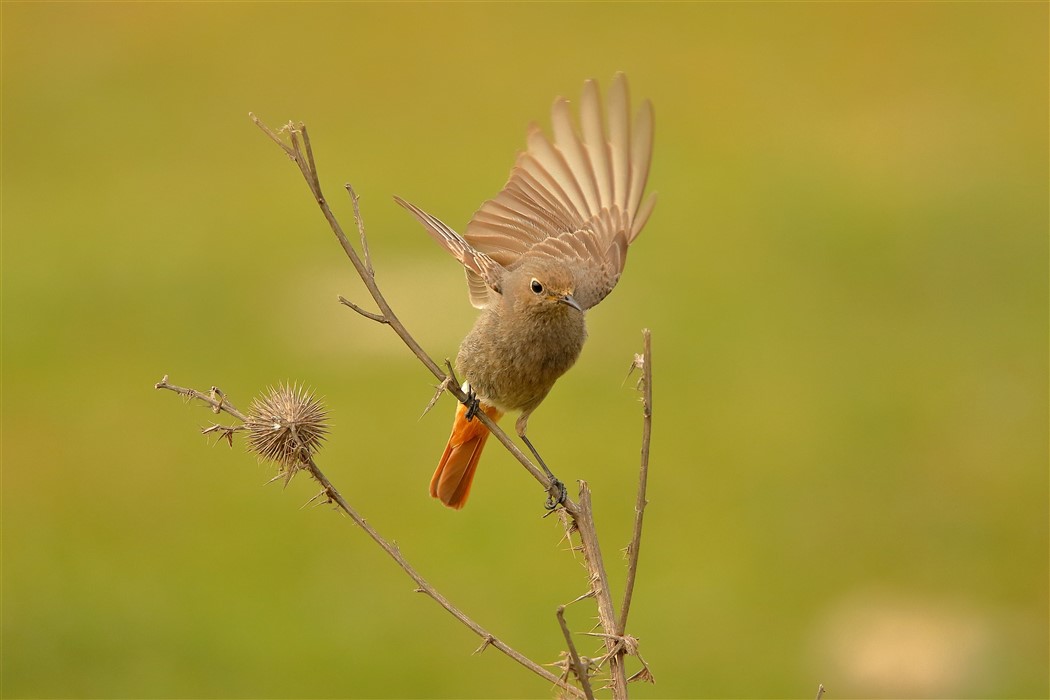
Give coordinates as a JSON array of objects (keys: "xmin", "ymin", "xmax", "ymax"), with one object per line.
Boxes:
[
  {"xmin": 618, "ymin": 329, "xmax": 653, "ymax": 635},
  {"xmin": 159, "ymin": 115, "xmax": 655, "ymax": 697}
]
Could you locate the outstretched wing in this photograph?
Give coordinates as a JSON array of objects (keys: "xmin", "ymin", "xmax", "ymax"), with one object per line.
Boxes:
[
  {"xmin": 463, "ymin": 72, "xmax": 656, "ymax": 310},
  {"xmin": 394, "ymin": 196, "xmax": 504, "ymax": 295}
]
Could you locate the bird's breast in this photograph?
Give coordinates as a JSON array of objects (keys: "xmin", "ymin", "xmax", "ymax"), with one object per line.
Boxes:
[{"xmin": 456, "ymin": 307, "xmax": 587, "ymax": 412}]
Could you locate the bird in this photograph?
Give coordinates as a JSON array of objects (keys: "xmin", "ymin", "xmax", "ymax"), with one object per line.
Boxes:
[{"xmin": 395, "ymin": 73, "xmax": 656, "ymax": 509}]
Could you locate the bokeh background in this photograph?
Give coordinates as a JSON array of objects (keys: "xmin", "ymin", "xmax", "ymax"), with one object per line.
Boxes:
[{"xmin": 4, "ymin": 3, "xmax": 1047, "ymax": 698}]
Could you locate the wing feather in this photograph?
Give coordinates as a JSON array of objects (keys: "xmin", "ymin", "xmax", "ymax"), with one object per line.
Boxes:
[
  {"xmin": 627, "ymin": 99, "xmax": 655, "ymax": 242},
  {"xmin": 394, "ymin": 196, "xmax": 504, "ymax": 303},
  {"xmin": 631, "ymin": 191, "xmax": 658, "ymax": 243},
  {"xmin": 580, "ymin": 79, "xmax": 614, "ymax": 211},
  {"xmin": 551, "ymin": 97, "xmax": 600, "ymax": 216},
  {"xmin": 451, "ymin": 74, "xmax": 656, "ymax": 309},
  {"xmin": 523, "ymin": 129, "xmax": 592, "ymax": 221},
  {"xmin": 607, "ymin": 74, "xmax": 631, "ymax": 215}
]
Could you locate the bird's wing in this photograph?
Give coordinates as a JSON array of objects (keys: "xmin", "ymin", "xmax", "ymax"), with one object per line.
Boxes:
[
  {"xmin": 463, "ymin": 72, "xmax": 656, "ymax": 310},
  {"xmin": 394, "ymin": 196, "xmax": 504, "ymax": 295}
]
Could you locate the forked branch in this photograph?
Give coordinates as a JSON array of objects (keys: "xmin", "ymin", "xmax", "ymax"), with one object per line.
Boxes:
[{"xmin": 250, "ymin": 114, "xmax": 561, "ymax": 505}]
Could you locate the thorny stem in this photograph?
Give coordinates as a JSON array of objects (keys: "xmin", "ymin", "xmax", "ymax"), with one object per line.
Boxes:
[
  {"xmin": 154, "ymin": 375, "xmax": 584, "ymax": 699},
  {"xmin": 156, "ymin": 377, "xmax": 248, "ymax": 421},
  {"xmin": 573, "ymin": 483, "xmax": 629, "ymax": 698},
  {"xmin": 618, "ymin": 329, "xmax": 652, "ymax": 635},
  {"xmin": 557, "ymin": 606, "xmax": 596, "ymax": 700},
  {"xmin": 300, "ymin": 458, "xmax": 584, "ymax": 697}
]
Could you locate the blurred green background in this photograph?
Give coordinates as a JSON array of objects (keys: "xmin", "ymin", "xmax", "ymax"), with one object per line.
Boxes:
[{"xmin": 3, "ymin": 3, "xmax": 1047, "ymax": 698}]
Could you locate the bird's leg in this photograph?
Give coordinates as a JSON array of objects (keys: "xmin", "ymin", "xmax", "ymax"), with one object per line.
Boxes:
[
  {"xmin": 516, "ymin": 413, "xmax": 567, "ymax": 510},
  {"xmin": 522, "ymin": 436, "xmax": 567, "ymax": 511}
]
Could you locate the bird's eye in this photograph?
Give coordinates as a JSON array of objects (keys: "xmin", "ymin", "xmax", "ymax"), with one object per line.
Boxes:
[{"xmin": 530, "ymin": 279, "xmax": 543, "ymax": 294}]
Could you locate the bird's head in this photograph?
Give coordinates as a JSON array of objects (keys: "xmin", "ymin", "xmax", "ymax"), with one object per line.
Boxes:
[{"xmin": 509, "ymin": 259, "xmax": 582, "ymax": 315}]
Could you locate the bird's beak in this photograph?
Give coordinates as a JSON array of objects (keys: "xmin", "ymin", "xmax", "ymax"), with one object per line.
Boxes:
[{"xmin": 558, "ymin": 294, "xmax": 583, "ymax": 313}]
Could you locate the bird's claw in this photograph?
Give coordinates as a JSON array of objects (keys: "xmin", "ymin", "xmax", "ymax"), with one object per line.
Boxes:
[
  {"xmin": 463, "ymin": 388, "xmax": 480, "ymax": 421},
  {"xmin": 544, "ymin": 478, "xmax": 567, "ymax": 510}
]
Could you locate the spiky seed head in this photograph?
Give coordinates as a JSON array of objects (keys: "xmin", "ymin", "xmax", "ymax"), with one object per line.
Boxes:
[{"xmin": 245, "ymin": 383, "xmax": 329, "ymax": 484}]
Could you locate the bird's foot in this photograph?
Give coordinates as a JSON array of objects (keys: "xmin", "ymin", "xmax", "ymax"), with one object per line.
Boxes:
[
  {"xmin": 545, "ymin": 478, "xmax": 567, "ymax": 511},
  {"xmin": 463, "ymin": 387, "xmax": 480, "ymax": 421}
]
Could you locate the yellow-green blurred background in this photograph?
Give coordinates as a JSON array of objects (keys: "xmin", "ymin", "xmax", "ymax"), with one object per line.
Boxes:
[{"xmin": 3, "ymin": 2, "xmax": 1047, "ymax": 698}]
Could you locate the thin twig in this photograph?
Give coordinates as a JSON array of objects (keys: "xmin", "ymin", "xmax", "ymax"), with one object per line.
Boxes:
[
  {"xmin": 299, "ymin": 125, "xmax": 323, "ymax": 197},
  {"xmin": 251, "ymin": 116, "xmax": 441, "ymax": 375},
  {"xmin": 557, "ymin": 606, "xmax": 596, "ymax": 700},
  {"xmin": 201, "ymin": 423, "xmax": 244, "ymax": 448},
  {"xmin": 249, "ymin": 114, "xmax": 295, "ymax": 157},
  {"xmin": 816, "ymin": 683, "xmax": 827, "ymax": 700},
  {"xmin": 156, "ymin": 375, "xmax": 247, "ymax": 421},
  {"xmin": 155, "ymin": 377, "xmax": 585, "ymax": 699},
  {"xmin": 345, "ymin": 184, "xmax": 373, "ymax": 276},
  {"xmin": 618, "ymin": 328, "xmax": 652, "ymax": 635},
  {"xmin": 420, "ymin": 377, "xmax": 452, "ymax": 420},
  {"xmin": 337, "ymin": 295, "xmax": 388, "ymax": 324}
]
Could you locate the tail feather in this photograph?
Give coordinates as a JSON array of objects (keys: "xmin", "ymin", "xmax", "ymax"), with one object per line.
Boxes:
[{"xmin": 431, "ymin": 402, "xmax": 503, "ymax": 509}]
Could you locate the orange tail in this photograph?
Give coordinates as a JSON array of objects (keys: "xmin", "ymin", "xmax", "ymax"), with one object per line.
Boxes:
[{"xmin": 431, "ymin": 402, "xmax": 504, "ymax": 509}]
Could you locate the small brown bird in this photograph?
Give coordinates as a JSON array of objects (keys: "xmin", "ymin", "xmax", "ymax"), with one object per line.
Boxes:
[{"xmin": 397, "ymin": 73, "xmax": 656, "ymax": 509}]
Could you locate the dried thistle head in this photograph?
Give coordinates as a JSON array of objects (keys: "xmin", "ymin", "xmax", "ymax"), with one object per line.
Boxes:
[{"xmin": 245, "ymin": 383, "xmax": 328, "ymax": 484}]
